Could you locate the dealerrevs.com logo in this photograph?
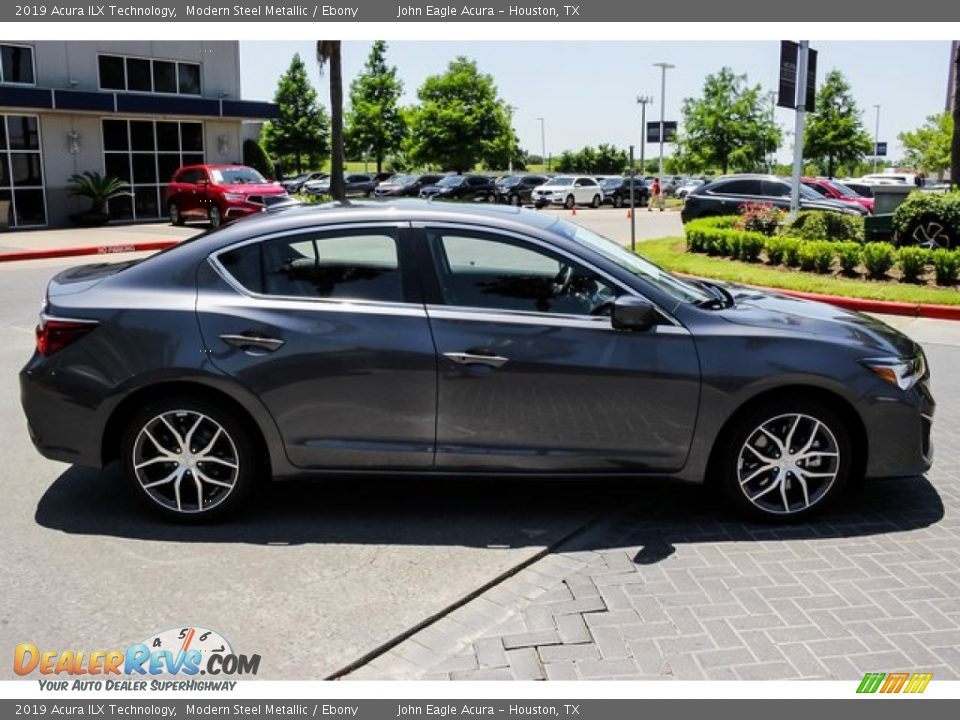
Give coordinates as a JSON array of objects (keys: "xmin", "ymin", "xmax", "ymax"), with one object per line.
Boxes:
[{"xmin": 14, "ymin": 626, "xmax": 260, "ymax": 691}]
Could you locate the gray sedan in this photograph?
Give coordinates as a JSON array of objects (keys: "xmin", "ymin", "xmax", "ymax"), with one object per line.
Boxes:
[{"xmin": 21, "ymin": 201, "xmax": 933, "ymax": 522}]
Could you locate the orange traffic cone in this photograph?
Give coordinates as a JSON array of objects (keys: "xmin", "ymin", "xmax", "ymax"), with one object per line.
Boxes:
[
  {"xmin": 571, "ymin": 207, "xmax": 577, "ymax": 216},
  {"xmin": 626, "ymin": 210, "xmax": 632, "ymax": 219}
]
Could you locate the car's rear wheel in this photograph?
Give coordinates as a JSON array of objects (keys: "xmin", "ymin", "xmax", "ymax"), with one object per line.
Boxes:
[
  {"xmin": 564, "ymin": 194, "xmax": 575, "ymax": 209},
  {"xmin": 591, "ymin": 194, "xmax": 602, "ymax": 208},
  {"xmin": 121, "ymin": 398, "xmax": 257, "ymax": 522},
  {"xmin": 718, "ymin": 399, "xmax": 852, "ymax": 522},
  {"xmin": 168, "ymin": 203, "xmax": 185, "ymax": 226},
  {"xmin": 208, "ymin": 205, "xmax": 222, "ymax": 229}
]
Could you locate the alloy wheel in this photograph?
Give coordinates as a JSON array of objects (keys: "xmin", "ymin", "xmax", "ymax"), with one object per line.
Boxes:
[
  {"xmin": 132, "ymin": 410, "xmax": 240, "ymax": 514},
  {"xmin": 912, "ymin": 220, "xmax": 952, "ymax": 250},
  {"xmin": 736, "ymin": 413, "xmax": 840, "ymax": 516}
]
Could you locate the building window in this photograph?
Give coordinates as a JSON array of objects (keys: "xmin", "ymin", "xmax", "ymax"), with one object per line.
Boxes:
[
  {"xmin": 0, "ymin": 114, "xmax": 46, "ymax": 227},
  {"xmin": 0, "ymin": 44, "xmax": 35, "ymax": 85},
  {"xmin": 97, "ymin": 55, "xmax": 202, "ymax": 96},
  {"xmin": 103, "ymin": 118, "xmax": 204, "ymax": 221}
]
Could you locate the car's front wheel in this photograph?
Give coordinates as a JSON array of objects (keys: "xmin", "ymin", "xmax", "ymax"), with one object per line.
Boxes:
[
  {"xmin": 510, "ymin": 194, "xmax": 522, "ymax": 206},
  {"xmin": 121, "ymin": 397, "xmax": 258, "ymax": 522},
  {"xmin": 613, "ymin": 195, "xmax": 623, "ymax": 208},
  {"xmin": 591, "ymin": 194, "xmax": 602, "ymax": 208},
  {"xmin": 208, "ymin": 205, "xmax": 222, "ymax": 229},
  {"xmin": 168, "ymin": 202, "xmax": 185, "ymax": 226},
  {"xmin": 718, "ymin": 399, "xmax": 852, "ymax": 521},
  {"xmin": 564, "ymin": 194, "xmax": 575, "ymax": 209}
]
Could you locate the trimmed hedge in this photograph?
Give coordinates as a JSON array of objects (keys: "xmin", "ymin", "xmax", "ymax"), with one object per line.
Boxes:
[
  {"xmin": 892, "ymin": 191, "xmax": 960, "ymax": 240},
  {"xmin": 785, "ymin": 210, "xmax": 865, "ymax": 243},
  {"xmin": 684, "ymin": 216, "xmax": 960, "ymax": 285}
]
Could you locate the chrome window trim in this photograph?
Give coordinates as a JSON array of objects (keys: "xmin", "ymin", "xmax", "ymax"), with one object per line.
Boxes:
[
  {"xmin": 426, "ymin": 305, "xmax": 690, "ymax": 335},
  {"xmin": 414, "ymin": 221, "xmax": 683, "ymax": 327},
  {"xmin": 207, "ymin": 221, "xmax": 425, "ymax": 316}
]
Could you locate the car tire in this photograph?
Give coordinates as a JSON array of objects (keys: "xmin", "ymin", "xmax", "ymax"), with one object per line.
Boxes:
[
  {"xmin": 591, "ymin": 194, "xmax": 601, "ymax": 208},
  {"xmin": 121, "ymin": 396, "xmax": 259, "ymax": 523},
  {"xmin": 168, "ymin": 203, "xmax": 185, "ymax": 226},
  {"xmin": 208, "ymin": 205, "xmax": 222, "ymax": 229},
  {"xmin": 564, "ymin": 195, "xmax": 575, "ymax": 210},
  {"xmin": 717, "ymin": 398, "xmax": 852, "ymax": 522},
  {"xmin": 613, "ymin": 195, "xmax": 623, "ymax": 209},
  {"xmin": 511, "ymin": 194, "xmax": 522, "ymax": 207}
]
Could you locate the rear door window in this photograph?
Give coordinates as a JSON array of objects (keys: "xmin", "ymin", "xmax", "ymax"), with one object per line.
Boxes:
[{"xmin": 217, "ymin": 228, "xmax": 405, "ymax": 303}]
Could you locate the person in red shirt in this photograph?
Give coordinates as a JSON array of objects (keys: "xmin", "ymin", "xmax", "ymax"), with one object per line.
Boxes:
[{"xmin": 649, "ymin": 178, "xmax": 664, "ymax": 211}]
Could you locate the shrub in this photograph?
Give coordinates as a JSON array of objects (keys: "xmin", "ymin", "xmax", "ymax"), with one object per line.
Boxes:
[
  {"xmin": 785, "ymin": 211, "xmax": 865, "ymax": 243},
  {"xmin": 798, "ymin": 241, "xmax": 835, "ymax": 274},
  {"xmin": 931, "ymin": 249, "xmax": 960, "ymax": 285},
  {"xmin": 835, "ymin": 242, "xmax": 862, "ymax": 275},
  {"xmin": 892, "ymin": 191, "xmax": 960, "ymax": 241},
  {"xmin": 764, "ymin": 236, "xmax": 788, "ymax": 265},
  {"xmin": 739, "ymin": 233, "xmax": 765, "ymax": 262},
  {"xmin": 735, "ymin": 202, "xmax": 784, "ymax": 236},
  {"xmin": 862, "ymin": 242, "xmax": 897, "ymax": 279},
  {"xmin": 897, "ymin": 247, "xmax": 931, "ymax": 283},
  {"xmin": 782, "ymin": 237, "xmax": 802, "ymax": 267},
  {"xmin": 724, "ymin": 233, "xmax": 741, "ymax": 259}
]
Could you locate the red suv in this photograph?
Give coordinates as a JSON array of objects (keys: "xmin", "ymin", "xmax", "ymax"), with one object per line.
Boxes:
[
  {"xmin": 801, "ymin": 177, "xmax": 875, "ymax": 214},
  {"xmin": 166, "ymin": 164, "xmax": 289, "ymax": 228}
]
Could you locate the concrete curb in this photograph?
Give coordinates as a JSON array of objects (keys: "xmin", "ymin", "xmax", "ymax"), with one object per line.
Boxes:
[{"xmin": 0, "ymin": 240, "xmax": 178, "ymax": 263}]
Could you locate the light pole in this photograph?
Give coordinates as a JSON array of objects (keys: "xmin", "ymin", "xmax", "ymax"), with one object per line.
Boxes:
[
  {"xmin": 653, "ymin": 62, "xmax": 675, "ymax": 181},
  {"xmin": 872, "ymin": 104, "xmax": 881, "ymax": 173},
  {"xmin": 536, "ymin": 117, "xmax": 546, "ymax": 172},
  {"xmin": 636, "ymin": 94, "xmax": 653, "ymax": 176},
  {"xmin": 789, "ymin": 41, "xmax": 810, "ymax": 218}
]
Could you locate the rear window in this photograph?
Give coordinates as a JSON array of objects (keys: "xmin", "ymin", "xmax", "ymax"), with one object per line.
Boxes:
[{"xmin": 216, "ymin": 229, "xmax": 404, "ymax": 303}]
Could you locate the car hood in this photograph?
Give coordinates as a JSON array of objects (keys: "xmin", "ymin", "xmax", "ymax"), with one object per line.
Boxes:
[
  {"xmin": 421, "ymin": 185, "xmax": 455, "ymax": 193},
  {"xmin": 716, "ymin": 284, "xmax": 918, "ymax": 357},
  {"xmin": 221, "ymin": 183, "xmax": 286, "ymax": 195}
]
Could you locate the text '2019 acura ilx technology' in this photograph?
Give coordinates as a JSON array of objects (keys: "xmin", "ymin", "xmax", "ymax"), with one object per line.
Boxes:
[{"xmin": 21, "ymin": 201, "xmax": 933, "ymax": 522}]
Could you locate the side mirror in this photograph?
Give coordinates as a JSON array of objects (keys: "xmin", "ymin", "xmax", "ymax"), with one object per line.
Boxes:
[{"xmin": 612, "ymin": 295, "xmax": 658, "ymax": 331}]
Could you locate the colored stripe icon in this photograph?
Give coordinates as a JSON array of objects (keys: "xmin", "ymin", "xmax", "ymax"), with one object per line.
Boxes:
[{"xmin": 857, "ymin": 672, "xmax": 933, "ymax": 694}]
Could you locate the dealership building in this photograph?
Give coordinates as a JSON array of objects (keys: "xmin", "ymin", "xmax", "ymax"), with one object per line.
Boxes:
[{"xmin": 0, "ymin": 41, "xmax": 278, "ymax": 228}]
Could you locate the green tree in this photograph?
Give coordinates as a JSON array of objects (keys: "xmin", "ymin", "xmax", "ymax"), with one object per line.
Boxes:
[
  {"xmin": 317, "ymin": 41, "xmax": 346, "ymax": 201},
  {"xmin": 899, "ymin": 112, "xmax": 953, "ymax": 180},
  {"xmin": 261, "ymin": 54, "xmax": 329, "ymax": 174},
  {"xmin": 803, "ymin": 69, "xmax": 873, "ymax": 178},
  {"xmin": 345, "ymin": 41, "xmax": 406, "ymax": 173},
  {"xmin": 242, "ymin": 139, "xmax": 275, "ymax": 179},
  {"xmin": 406, "ymin": 57, "xmax": 515, "ymax": 173},
  {"xmin": 554, "ymin": 145, "xmax": 628, "ymax": 174},
  {"xmin": 675, "ymin": 68, "xmax": 781, "ymax": 174}
]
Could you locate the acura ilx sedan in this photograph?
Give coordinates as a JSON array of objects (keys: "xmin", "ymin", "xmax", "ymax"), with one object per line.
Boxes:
[{"xmin": 21, "ymin": 201, "xmax": 933, "ymax": 522}]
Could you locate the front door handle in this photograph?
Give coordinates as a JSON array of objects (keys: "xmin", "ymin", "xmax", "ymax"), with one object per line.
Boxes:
[
  {"xmin": 443, "ymin": 351, "xmax": 509, "ymax": 369},
  {"xmin": 220, "ymin": 333, "xmax": 285, "ymax": 352}
]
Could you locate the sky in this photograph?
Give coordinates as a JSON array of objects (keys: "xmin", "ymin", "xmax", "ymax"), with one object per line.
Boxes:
[{"xmin": 238, "ymin": 41, "xmax": 952, "ymax": 164}]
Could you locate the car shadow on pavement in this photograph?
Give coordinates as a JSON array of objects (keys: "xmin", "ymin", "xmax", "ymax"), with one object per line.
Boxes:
[{"xmin": 34, "ymin": 463, "xmax": 945, "ymax": 555}]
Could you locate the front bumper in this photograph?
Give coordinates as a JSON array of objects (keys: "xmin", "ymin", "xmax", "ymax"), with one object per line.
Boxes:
[{"xmin": 862, "ymin": 378, "xmax": 935, "ymax": 478}]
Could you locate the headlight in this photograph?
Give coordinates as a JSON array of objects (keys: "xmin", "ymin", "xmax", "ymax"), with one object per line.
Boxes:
[
  {"xmin": 222, "ymin": 193, "xmax": 245, "ymax": 201},
  {"xmin": 862, "ymin": 355, "xmax": 926, "ymax": 390}
]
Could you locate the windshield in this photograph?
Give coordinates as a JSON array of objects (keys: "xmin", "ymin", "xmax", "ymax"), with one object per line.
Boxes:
[
  {"xmin": 388, "ymin": 174, "xmax": 413, "ymax": 184},
  {"xmin": 550, "ymin": 218, "xmax": 712, "ymax": 306},
  {"xmin": 438, "ymin": 176, "xmax": 465, "ymax": 187},
  {"xmin": 798, "ymin": 184, "xmax": 824, "ymax": 200},
  {"xmin": 211, "ymin": 168, "xmax": 267, "ymax": 185},
  {"xmin": 601, "ymin": 178, "xmax": 622, "ymax": 188},
  {"xmin": 497, "ymin": 175, "xmax": 520, "ymax": 186},
  {"xmin": 827, "ymin": 180, "xmax": 858, "ymax": 197},
  {"xmin": 547, "ymin": 177, "xmax": 573, "ymax": 186}
]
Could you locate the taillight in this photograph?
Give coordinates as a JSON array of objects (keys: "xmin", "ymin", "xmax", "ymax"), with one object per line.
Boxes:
[{"xmin": 35, "ymin": 318, "xmax": 97, "ymax": 356}]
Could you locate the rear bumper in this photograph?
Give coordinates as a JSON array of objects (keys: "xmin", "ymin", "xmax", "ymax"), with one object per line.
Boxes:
[{"xmin": 20, "ymin": 360, "xmax": 105, "ymax": 467}]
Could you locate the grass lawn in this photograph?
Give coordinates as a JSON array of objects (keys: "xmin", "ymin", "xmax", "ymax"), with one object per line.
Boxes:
[{"xmin": 640, "ymin": 237, "xmax": 960, "ymax": 306}]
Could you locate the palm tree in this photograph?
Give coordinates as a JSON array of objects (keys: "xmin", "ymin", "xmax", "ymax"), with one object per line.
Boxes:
[{"xmin": 317, "ymin": 41, "xmax": 346, "ymax": 202}]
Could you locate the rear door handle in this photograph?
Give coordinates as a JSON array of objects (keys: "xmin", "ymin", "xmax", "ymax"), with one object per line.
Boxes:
[
  {"xmin": 220, "ymin": 333, "xmax": 285, "ymax": 352},
  {"xmin": 443, "ymin": 351, "xmax": 509, "ymax": 369}
]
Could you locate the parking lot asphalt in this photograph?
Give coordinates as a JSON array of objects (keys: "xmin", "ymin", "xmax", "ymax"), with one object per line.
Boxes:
[{"xmin": 1, "ymin": 212, "xmax": 955, "ymax": 683}]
